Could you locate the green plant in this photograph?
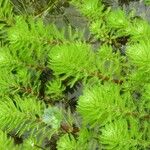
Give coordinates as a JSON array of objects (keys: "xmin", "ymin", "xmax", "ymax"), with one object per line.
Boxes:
[
  {"xmin": 0, "ymin": 0, "xmax": 150, "ymax": 149},
  {"xmin": 144, "ymin": 0, "xmax": 150, "ymax": 5}
]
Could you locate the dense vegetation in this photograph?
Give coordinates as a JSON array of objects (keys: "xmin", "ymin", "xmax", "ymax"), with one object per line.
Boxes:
[{"xmin": 0, "ymin": 0, "xmax": 150, "ymax": 149}]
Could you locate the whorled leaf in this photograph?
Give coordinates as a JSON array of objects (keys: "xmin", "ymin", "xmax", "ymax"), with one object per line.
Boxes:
[
  {"xmin": 106, "ymin": 9, "xmax": 130, "ymax": 30},
  {"xmin": 77, "ymin": 83, "xmax": 126, "ymax": 126},
  {"xmin": 49, "ymin": 42, "xmax": 96, "ymax": 87},
  {"xmin": 57, "ymin": 134, "xmax": 77, "ymax": 150},
  {"xmin": 100, "ymin": 119, "xmax": 138, "ymax": 150},
  {"xmin": 126, "ymin": 40, "xmax": 150, "ymax": 72}
]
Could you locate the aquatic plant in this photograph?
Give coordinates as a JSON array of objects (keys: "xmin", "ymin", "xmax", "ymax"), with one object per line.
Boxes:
[{"xmin": 0, "ymin": 0, "xmax": 150, "ymax": 149}]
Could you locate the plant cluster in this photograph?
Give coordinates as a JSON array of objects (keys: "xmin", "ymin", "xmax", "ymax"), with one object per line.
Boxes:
[{"xmin": 0, "ymin": 0, "xmax": 150, "ymax": 149}]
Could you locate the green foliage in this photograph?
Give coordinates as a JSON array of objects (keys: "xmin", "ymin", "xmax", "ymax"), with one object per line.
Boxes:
[
  {"xmin": 57, "ymin": 134, "xmax": 77, "ymax": 150},
  {"xmin": 96, "ymin": 45, "xmax": 124, "ymax": 79},
  {"xmin": 49, "ymin": 42, "xmax": 96, "ymax": 87},
  {"xmin": 129, "ymin": 19, "xmax": 150, "ymax": 41},
  {"xmin": 7, "ymin": 16, "xmax": 51, "ymax": 64},
  {"xmin": 106, "ymin": 9, "xmax": 131, "ymax": 37},
  {"xmin": 71, "ymin": 0, "xmax": 104, "ymax": 19},
  {"xmin": 99, "ymin": 118, "xmax": 139, "ymax": 150},
  {"xmin": 142, "ymin": 84, "xmax": 150, "ymax": 110},
  {"xmin": 77, "ymin": 83, "xmax": 129, "ymax": 126},
  {"xmin": 0, "ymin": 129, "xmax": 17, "ymax": 150},
  {"xmin": 0, "ymin": 96, "xmax": 45, "ymax": 135},
  {"xmin": 144, "ymin": 0, "xmax": 150, "ymax": 5},
  {"xmin": 106, "ymin": 9, "xmax": 129, "ymax": 30},
  {"xmin": 127, "ymin": 39, "xmax": 150, "ymax": 72},
  {"xmin": 0, "ymin": 0, "xmax": 13, "ymax": 24},
  {"xmin": 46, "ymin": 78, "xmax": 66, "ymax": 100},
  {"xmin": 0, "ymin": 0, "xmax": 150, "ymax": 149},
  {"xmin": 0, "ymin": 0, "xmax": 13, "ymax": 42}
]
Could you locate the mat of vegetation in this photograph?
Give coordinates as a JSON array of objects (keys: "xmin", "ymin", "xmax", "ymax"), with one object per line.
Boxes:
[{"xmin": 0, "ymin": 0, "xmax": 150, "ymax": 149}]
